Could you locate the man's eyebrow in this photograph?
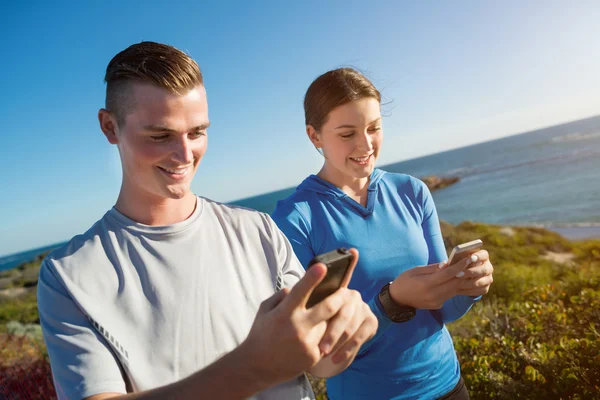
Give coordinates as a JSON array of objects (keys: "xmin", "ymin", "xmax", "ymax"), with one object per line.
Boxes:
[
  {"xmin": 334, "ymin": 118, "xmax": 382, "ymax": 130},
  {"xmin": 143, "ymin": 122, "xmax": 211, "ymax": 133}
]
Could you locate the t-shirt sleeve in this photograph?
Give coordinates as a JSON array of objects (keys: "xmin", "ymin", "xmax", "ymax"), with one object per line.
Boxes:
[
  {"xmin": 271, "ymin": 202, "xmax": 316, "ymax": 269},
  {"xmin": 37, "ymin": 260, "xmax": 126, "ymax": 400},
  {"xmin": 264, "ymin": 214, "xmax": 307, "ymax": 289}
]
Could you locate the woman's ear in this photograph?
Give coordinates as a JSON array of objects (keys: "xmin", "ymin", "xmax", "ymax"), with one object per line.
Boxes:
[{"xmin": 306, "ymin": 125, "xmax": 322, "ymax": 148}]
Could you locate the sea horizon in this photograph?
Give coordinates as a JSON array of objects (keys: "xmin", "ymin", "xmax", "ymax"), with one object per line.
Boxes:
[{"xmin": 2, "ymin": 113, "xmax": 600, "ymax": 271}]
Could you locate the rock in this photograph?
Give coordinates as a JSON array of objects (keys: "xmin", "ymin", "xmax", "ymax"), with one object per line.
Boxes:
[
  {"xmin": 500, "ymin": 227, "xmax": 516, "ymax": 237},
  {"xmin": 0, "ymin": 278, "xmax": 13, "ymax": 290},
  {"xmin": 420, "ymin": 176, "xmax": 460, "ymax": 192},
  {"xmin": 541, "ymin": 251, "xmax": 575, "ymax": 265},
  {"xmin": 0, "ymin": 287, "xmax": 28, "ymax": 298}
]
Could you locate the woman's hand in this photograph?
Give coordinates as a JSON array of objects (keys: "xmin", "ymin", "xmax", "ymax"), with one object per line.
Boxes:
[
  {"xmin": 388, "ymin": 256, "xmax": 473, "ymax": 309},
  {"xmin": 455, "ymin": 249, "xmax": 494, "ymax": 297}
]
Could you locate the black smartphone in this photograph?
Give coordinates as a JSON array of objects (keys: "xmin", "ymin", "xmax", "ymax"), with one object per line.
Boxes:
[{"xmin": 306, "ymin": 248, "xmax": 355, "ymax": 308}]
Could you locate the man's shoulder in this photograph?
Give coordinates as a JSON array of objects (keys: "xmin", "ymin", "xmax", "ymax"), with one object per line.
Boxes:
[
  {"xmin": 43, "ymin": 212, "xmax": 112, "ymax": 273},
  {"xmin": 201, "ymin": 196, "xmax": 275, "ymax": 229}
]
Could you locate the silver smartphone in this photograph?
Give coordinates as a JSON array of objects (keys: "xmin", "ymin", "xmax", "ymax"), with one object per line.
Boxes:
[{"xmin": 447, "ymin": 239, "xmax": 483, "ymax": 266}]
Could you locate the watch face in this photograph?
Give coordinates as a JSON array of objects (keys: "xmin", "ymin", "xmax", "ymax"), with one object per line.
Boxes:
[
  {"xmin": 379, "ymin": 283, "xmax": 416, "ymax": 323},
  {"xmin": 393, "ymin": 310, "xmax": 415, "ymax": 322}
]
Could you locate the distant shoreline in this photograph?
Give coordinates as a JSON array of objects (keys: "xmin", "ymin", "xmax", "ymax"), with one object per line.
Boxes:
[
  {"xmin": 2, "ymin": 222, "xmax": 599, "ymax": 273},
  {"xmin": 546, "ymin": 226, "xmax": 600, "ymax": 241}
]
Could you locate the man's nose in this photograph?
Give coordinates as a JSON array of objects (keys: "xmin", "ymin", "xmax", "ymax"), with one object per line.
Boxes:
[{"xmin": 172, "ymin": 137, "xmax": 194, "ymax": 164}]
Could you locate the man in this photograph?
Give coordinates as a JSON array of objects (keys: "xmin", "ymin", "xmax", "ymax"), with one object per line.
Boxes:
[{"xmin": 37, "ymin": 41, "xmax": 377, "ymax": 400}]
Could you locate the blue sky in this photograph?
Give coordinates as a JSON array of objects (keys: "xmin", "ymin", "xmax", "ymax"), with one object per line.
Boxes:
[{"xmin": 1, "ymin": 0, "xmax": 599, "ymax": 256}]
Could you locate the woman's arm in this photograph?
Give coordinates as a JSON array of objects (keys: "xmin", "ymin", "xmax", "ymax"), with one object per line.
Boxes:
[{"xmin": 418, "ymin": 181, "xmax": 481, "ymax": 324}]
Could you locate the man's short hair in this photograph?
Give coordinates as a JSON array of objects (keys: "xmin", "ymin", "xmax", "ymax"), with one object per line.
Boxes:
[{"xmin": 104, "ymin": 41, "xmax": 204, "ymax": 125}]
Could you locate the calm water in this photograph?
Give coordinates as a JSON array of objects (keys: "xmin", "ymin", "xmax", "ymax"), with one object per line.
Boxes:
[
  {"xmin": 235, "ymin": 114, "xmax": 600, "ymax": 226},
  {"xmin": 2, "ymin": 115, "xmax": 599, "ymax": 271}
]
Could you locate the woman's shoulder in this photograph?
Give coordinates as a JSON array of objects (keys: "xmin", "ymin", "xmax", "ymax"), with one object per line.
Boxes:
[
  {"xmin": 271, "ymin": 187, "xmax": 315, "ymax": 224},
  {"xmin": 379, "ymin": 171, "xmax": 427, "ymax": 194}
]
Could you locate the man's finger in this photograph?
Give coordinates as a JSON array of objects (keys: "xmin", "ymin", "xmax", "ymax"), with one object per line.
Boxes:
[
  {"xmin": 282, "ymin": 262, "xmax": 327, "ymax": 311},
  {"xmin": 317, "ymin": 290, "xmax": 359, "ymax": 355},
  {"xmin": 259, "ymin": 287, "xmax": 289, "ymax": 313},
  {"xmin": 330, "ymin": 315, "xmax": 377, "ymax": 364},
  {"xmin": 339, "ymin": 248, "xmax": 359, "ymax": 288},
  {"xmin": 305, "ymin": 286, "xmax": 346, "ymax": 326}
]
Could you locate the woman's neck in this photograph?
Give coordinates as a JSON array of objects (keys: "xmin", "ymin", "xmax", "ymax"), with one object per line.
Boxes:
[{"xmin": 317, "ymin": 166, "xmax": 370, "ymax": 207}]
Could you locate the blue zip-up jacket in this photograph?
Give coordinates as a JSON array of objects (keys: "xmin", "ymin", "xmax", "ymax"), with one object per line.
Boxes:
[{"xmin": 272, "ymin": 169, "xmax": 479, "ymax": 399}]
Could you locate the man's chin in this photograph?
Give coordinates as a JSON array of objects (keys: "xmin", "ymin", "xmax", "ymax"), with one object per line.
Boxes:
[{"xmin": 163, "ymin": 185, "xmax": 192, "ymax": 200}]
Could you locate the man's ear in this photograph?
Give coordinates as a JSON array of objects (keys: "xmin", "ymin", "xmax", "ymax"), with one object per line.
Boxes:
[
  {"xmin": 306, "ymin": 125, "xmax": 322, "ymax": 149},
  {"xmin": 98, "ymin": 109, "xmax": 120, "ymax": 145}
]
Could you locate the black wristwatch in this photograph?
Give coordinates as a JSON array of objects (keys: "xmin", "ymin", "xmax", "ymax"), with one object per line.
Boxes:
[{"xmin": 378, "ymin": 282, "xmax": 416, "ymax": 323}]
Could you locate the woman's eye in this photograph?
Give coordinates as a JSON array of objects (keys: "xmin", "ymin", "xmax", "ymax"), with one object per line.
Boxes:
[
  {"xmin": 340, "ymin": 132, "xmax": 354, "ymax": 139},
  {"xmin": 369, "ymin": 126, "xmax": 381, "ymax": 132}
]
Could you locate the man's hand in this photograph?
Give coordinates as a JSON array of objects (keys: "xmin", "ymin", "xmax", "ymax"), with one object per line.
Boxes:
[
  {"xmin": 241, "ymin": 248, "xmax": 377, "ymax": 382},
  {"xmin": 308, "ymin": 249, "xmax": 378, "ymax": 377}
]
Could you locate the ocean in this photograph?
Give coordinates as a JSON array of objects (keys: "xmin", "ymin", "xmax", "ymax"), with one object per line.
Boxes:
[{"xmin": 2, "ymin": 115, "xmax": 599, "ymax": 272}]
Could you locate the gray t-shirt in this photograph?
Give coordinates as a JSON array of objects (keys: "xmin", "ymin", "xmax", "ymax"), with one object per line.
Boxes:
[{"xmin": 38, "ymin": 197, "xmax": 315, "ymax": 400}]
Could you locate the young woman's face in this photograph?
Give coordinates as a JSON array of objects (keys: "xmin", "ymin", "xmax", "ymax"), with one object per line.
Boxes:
[{"xmin": 309, "ymin": 97, "xmax": 382, "ymax": 183}]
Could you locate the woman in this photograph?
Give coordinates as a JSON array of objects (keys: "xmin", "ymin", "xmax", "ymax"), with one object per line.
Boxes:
[{"xmin": 272, "ymin": 68, "xmax": 494, "ymax": 399}]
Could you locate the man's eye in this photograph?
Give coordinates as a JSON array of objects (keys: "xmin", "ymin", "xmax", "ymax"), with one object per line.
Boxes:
[
  {"xmin": 191, "ymin": 131, "xmax": 206, "ymax": 138},
  {"xmin": 150, "ymin": 135, "xmax": 169, "ymax": 141}
]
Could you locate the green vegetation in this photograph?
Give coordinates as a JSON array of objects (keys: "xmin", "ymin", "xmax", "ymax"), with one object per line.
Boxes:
[
  {"xmin": 445, "ymin": 222, "xmax": 600, "ymax": 399},
  {"xmin": 1, "ymin": 224, "xmax": 599, "ymax": 399}
]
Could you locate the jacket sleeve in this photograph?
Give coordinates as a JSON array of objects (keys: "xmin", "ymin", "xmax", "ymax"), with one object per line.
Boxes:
[{"xmin": 416, "ymin": 179, "xmax": 481, "ymax": 324}]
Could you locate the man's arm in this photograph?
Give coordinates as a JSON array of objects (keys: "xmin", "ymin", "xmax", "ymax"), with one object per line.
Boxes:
[
  {"xmin": 43, "ymin": 255, "xmax": 360, "ymax": 400},
  {"xmin": 265, "ymin": 213, "xmax": 378, "ymax": 378},
  {"xmin": 84, "ymin": 336, "xmax": 282, "ymax": 400}
]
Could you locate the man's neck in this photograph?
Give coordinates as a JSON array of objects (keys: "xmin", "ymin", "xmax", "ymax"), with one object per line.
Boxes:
[{"xmin": 114, "ymin": 189, "xmax": 197, "ymax": 226}]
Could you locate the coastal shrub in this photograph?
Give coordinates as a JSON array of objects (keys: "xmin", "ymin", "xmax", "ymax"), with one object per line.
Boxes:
[
  {"xmin": 573, "ymin": 240, "xmax": 600, "ymax": 263},
  {"xmin": 1, "ymin": 225, "xmax": 599, "ymax": 399},
  {"xmin": 0, "ymin": 290, "xmax": 39, "ymax": 326},
  {"xmin": 443, "ymin": 222, "xmax": 573, "ymax": 265},
  {"xmin": 451, "ymin": 282, "xmax": 600, "ymax": 399},
  {"xmin": 489, "ymin": 260, "xmax": 558, "ymax": 302},
  {"xmin": 0, "ymin": 333, "xmax": 55, "ymax": 400},
  {"xmin": 6, "ymin": 321, "xmax": 44, "ymax": 341}
]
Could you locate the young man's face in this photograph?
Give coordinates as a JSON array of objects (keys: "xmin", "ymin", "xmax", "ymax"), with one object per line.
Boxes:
[{"xmin": 103, "ymin": 83, "xmax": 209, "ymax": 202}]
